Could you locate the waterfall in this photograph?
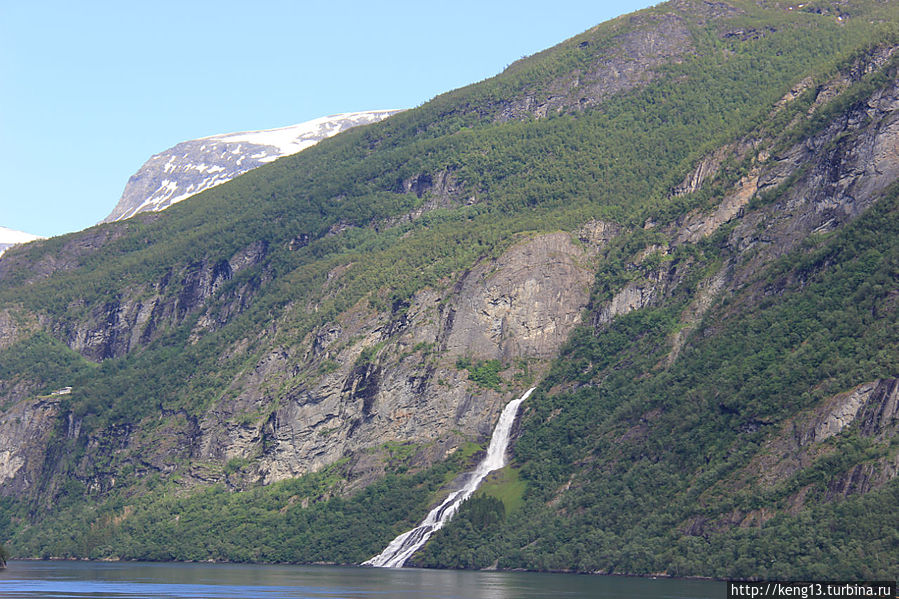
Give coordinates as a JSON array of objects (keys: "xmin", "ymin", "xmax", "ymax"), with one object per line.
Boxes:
[{"xmin": 363, "ymin": 387, "xmax": 535, "ymax": 568}]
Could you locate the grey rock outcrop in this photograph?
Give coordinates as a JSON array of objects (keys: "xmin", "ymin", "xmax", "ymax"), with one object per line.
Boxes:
[
  {"xmin": 749, "ymin": 378, "xmax": 899, "ymax": 494},
  {"xmin": 192, "ymin": 232, "xmax": 603, "ymax": 487},
  {"xmin": 592, "ymin": 46, "xmax": 899, "ymax": 331},
  {"xmin": 0, "ymin": 396, "xmax": 61, "ymax": 495},
  {"xmin": 496, "ymin": 11, "xmax": 695, "ymax": 122},
  {"xmin": 46, "ymin": 239, "xmax": 269, "ymax": 362},
  {"xmin": 441, "ymin": 232, "xmax": 597, "ymax": 361}
]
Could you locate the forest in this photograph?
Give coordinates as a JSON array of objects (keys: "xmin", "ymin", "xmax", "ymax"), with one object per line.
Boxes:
[{"xmin": 0, "ymin": 0, "xmax": 897, "ymax": 579}]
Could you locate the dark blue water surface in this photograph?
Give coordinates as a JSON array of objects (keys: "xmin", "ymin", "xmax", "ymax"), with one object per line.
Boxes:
[{"xmin": 0, "ymin": 560, "xmax": 723, "ymax": 598}]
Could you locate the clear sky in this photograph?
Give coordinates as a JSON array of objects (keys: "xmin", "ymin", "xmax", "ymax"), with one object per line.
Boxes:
[{"xmin": 1, "ymin": 1, "xmax": 657, "ymax": 238}]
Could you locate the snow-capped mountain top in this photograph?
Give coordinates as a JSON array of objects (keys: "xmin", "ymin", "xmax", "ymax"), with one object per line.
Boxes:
[
  {"xmin": 103, "ymin": 110, "xmax": 403, "ymax": 223},
  {"xmin": 0, "ymin": 226, "xmax": 42, "ymax": 258}
]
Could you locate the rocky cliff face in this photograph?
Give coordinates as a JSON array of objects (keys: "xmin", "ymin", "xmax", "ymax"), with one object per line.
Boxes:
[
  {"xmin": 750, "ymin": 378, "xmax": 899, "ymax": 492},
  {"xmin": 594, "ymin": 44, "xmax": 899, "ymax": 330},
  {"xmin": 251, "ymin": 231, "xmax": 602, "ymax": 486},
  {"xmin": 103, "ymin": 111, "xmax": 402, "ymax": 222},
  {"xmin": 679, "ymin": 377, "xmax": 899, "ymax": 534},
  {"xmin": 35, "ymin": 239, "xmax": 270, "ymax": 363},
  {"xmin": 494, "ymin": 0, "xmax": 739, "ymax": 122},
  {"xmin": 14, "ymin": 230, "xmax": 606, "ymax": 496},
  {"xmin": 0, "ymin": 396, "xmax": 61, "ymax": 497}
]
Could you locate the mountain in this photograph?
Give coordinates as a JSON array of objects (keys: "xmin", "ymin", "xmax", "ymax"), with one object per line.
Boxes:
[
  {"xmin": 0, "ymin": 227, "xmax": 41, "ymax": 258},
  {"xmin": 0, "ymin": 0, "xmax": 897, "ymax": 580},
  {"xmin": 103, "ymin": 110, "xmax": 402, "ymax": 222}
]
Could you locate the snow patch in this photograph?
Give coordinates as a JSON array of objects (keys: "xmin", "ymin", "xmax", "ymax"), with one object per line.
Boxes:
[
  {"xmin": 0, "ymin": 226, "xmax": 44, "ymax": 258},
  {"xmin": 0, "ymin": 226, "xmax": 43, "ymax": 245},
  {"xmin": 206, "ymin": 110, "xmax": 401, "ymax": 156}
]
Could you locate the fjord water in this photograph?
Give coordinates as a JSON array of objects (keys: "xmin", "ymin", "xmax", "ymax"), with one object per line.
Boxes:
[
  {"xmin": 0, "ymin": 561, "xmax": 723, "ymax": 598},
  {"xmin": 366, "ymin": 387, "xmax": 536, "ymax": 568}
]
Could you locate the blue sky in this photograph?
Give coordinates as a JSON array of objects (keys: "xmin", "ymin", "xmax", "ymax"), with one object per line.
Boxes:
[{"xmin": 1, "ymin": 1, "xmax": 657, "ymax": 238}]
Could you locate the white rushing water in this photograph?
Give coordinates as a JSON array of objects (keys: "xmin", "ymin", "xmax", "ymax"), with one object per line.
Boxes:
[{"xmin": 364, "ymin": 387, "xmax": 536, "ymax": 568}]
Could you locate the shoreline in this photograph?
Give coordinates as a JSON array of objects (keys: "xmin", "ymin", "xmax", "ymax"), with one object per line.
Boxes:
[{"xmin": 3, "ymin": 556, "xmax": 724, "ymax": 582}]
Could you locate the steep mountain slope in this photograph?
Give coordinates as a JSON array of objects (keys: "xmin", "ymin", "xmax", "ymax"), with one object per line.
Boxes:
[
  {"xmin": 0, "ymin": 227, "xmax": 41, "ymax": 258},
  {"xmin": 0, "ymin": 0, "xmax": 897, "ymax": 579},
  {"xmin": 419, "ymin": 40, "xmax": 899, "ymax": 578},
  {"xmin": 103, "ymin": 110, "xmax": 401, "ymax": 222}
]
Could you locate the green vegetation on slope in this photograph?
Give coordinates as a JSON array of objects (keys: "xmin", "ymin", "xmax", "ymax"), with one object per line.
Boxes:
[
  {"xmin": 3, "ymin": 0, "xmax": 884, "ymax": 438},
  {"xmin": 0, "ymin": 332, "xmax": 94, "ymax": 404},
  {"xmin": 0, "ymin": 0, "xmax": 898, "ymax": 580},
  {"xmin": 417, "ymin": 171, "xmax": 899, "ymax": 581},
  {"xmin": 5, "ymin": 446, "xmax": 484, "ymax": 564}
]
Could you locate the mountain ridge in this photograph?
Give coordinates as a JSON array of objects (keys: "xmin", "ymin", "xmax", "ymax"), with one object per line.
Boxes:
[{"xmin": 103, "ymin": 110, "xmax": 402, "ymax": 222}]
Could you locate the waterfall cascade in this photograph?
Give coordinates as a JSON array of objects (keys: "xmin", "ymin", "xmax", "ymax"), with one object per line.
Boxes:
[{"xmin": 364, "ymin": 387, "xmax": 535, "ymax": 568}]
